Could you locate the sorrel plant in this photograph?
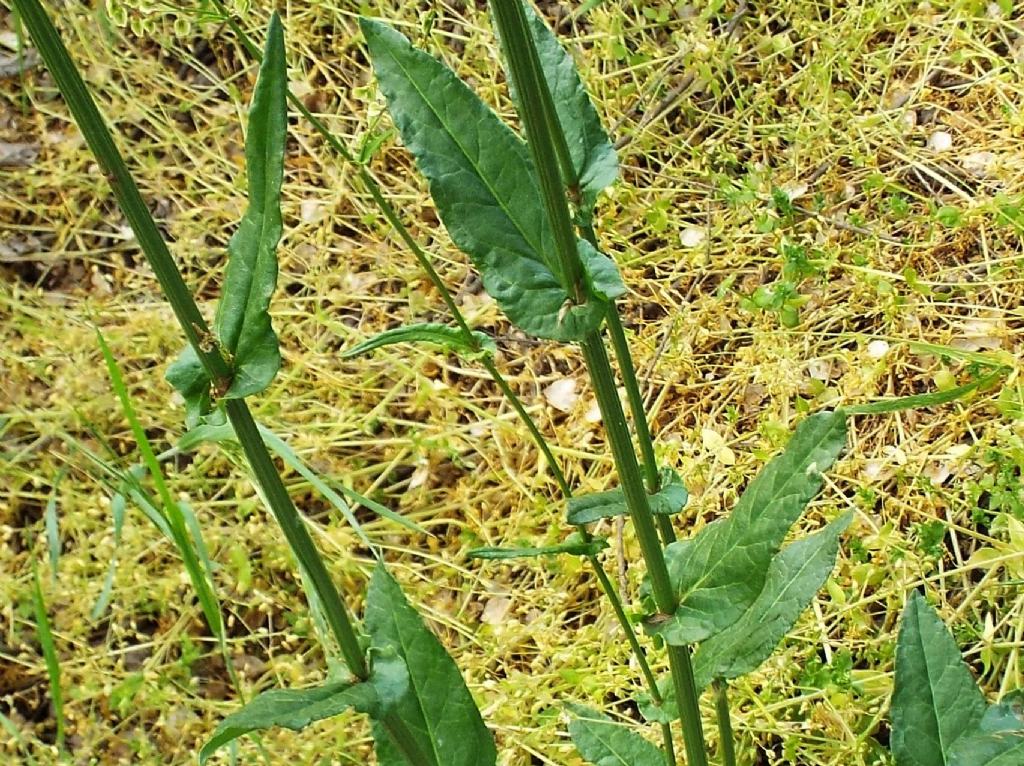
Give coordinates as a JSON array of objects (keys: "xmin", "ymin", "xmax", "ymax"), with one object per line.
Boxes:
[{"xmin": 13, "ymin": 0, "xmax": 1019, "ymax": 764}]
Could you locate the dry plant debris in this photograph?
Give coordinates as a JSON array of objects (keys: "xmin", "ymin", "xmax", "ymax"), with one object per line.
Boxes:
[{"xmin": 2, "ymin": 1, "xmax": 1023, "ymax": 764}]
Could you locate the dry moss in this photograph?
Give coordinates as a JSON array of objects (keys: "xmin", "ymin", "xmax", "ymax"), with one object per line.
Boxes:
[{"xmin": 2, "ymin": 1, "xmax": 1023, "ymax": 764}]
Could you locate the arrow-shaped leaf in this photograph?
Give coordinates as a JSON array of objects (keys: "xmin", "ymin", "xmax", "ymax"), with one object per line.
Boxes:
[
  {"xmin": 199, "ymin": 651, "xmax": 407, "ymax": 765},
  {"xmin": 644, "ymin": 411, "xmax": 848, "ymax": 644},
  {"xmin": 567, "ymin": 703, "xmax": 664, "ymax": 766},
  {"xmin": 891, "ymin": 592, "xmax": 987, "ymax": 766},
  {"xmin": 360, "ymin": 18, "xmax": 617, "ymax": 342},
  {"xmin": 690, "ymin": 513, "xmax": 852, "ymax": 689},
  {"xmin": 513, "ymin": 4, "xmax": 617, "ymax": 215},
  {"xmin": 167, "ymin": 14, "xmax": 286, "ymax": 414},
  {"xmin": 365, "ymin": 564, "xmax": 496, "ymax": 766}
]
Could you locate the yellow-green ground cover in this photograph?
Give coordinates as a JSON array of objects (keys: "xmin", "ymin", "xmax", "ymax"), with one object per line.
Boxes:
[{"xmin": 2, "ymin": 1, "xmax": 1023, "ymax": 763}]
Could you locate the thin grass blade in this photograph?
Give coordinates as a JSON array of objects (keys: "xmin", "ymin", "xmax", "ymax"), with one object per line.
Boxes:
[{"xmin": 31, "ymin": 564, "xmax": 64, "ymax": 750}]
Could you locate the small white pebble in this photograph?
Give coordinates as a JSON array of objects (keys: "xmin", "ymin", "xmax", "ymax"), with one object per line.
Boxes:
[
  {"xmin": 807, "ymin": 358, "xmax": 832, "ymax": 381},
  {"xmin": 544, "ymin": 378, "xmax": 578, "ymax": 413},
  {"xmin": 301, "ymin": 199, "xmax": 327, "ymax": 224},
  {"xmin": 584, "ymin": 400, "xmax": 603, "ymax": 423},
  {"xmin": 962, "ymin": 151, "xmax": 996, "ymax": 177},
  {"xmin": 781, "ymin": 182, "xmax": 808, "ymax": 200},
  {"xmin": 679, "ymin": 226, "xmax": 707, "ymax": 248},
  {"xmin": 928, "ymin": 130, "xmax": 953, "ymax": 152},
  {"xmin": 867, "ymin": 340, "xmax": 890, "ymax": 358}
]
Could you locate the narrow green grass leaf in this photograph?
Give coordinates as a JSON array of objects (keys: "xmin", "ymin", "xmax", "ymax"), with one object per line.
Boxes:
[
  {"xmin": 97, "ymin": 329, "xmax": 226, "ymax": 644},
  {"xmin": 90, "ymin": 490, "xmax": 126, "ymax": 620},
  {"xmin": 360, "ymin": 17, "xmax": 608, "ymax": 342},
  {"xmin": 891, "ymin": 592, "xmax": 987, "ymax": 766},
  {"xmin": 468, "ymin": 534, "xmax": 608, "ymax": 560},
  {"xmin": 646, "ymin": 411, "xmax": 848, "ymax": 644},
  {"xmin": 180, "ymin": 498, "xmax": 218, "ymax": 578},
  {"xmin": 343, "ymin": 322, "xmax": 496, "ymax": 360},
  {"xmin": 691, "ymin": 513, "xmax": 852, "ymax": 689},
  {"xmin": 365, "ymin": 564, "xmax": 496, "ymax": 766},
  {"xmin": 199, "ymin": 678, "xmax": 383, "ymax": 764},
  {"xmin": 0, "ymin": 710, "xmax": 39, "ymax": 766},
  {"xmin": 179, "ymin": 420, "xmax": 426, "ymax": 540},
  {"xmin": 843, "ymin": 368, "xmax": 1007, "ymax": 415},
  {"xmin": 168, "ymin": 14, "xmax": 287, "ymax": 413},
  {"xmin": 568, "ymin": 467, "xmax": 687, "ymax": 524},
  {"xmin": 31, "ymin": 564, "xmax": 64, "ymax": 750},
  {"xmin": 573, "ymin": 0, "xmax": 608, "ymax": 17},
  {"xmin": 566, "ymin": 703, "xmax": 664, "ymax": 766},
  {"xmin": 519, "ymin": 3, "xmax": 617, "ymax": 213}
]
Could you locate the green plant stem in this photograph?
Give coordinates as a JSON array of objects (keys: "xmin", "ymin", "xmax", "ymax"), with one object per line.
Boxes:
[
  {"xmin": 224, "ymin": 400, "xmax": 368, "ymax": 677},
  {"xmin": 211, "ymin": 0, "xmax": 670, "ymax": 718},
  {"xmin": 489, "ymin": 0, "xmax": 585, "ymax": 298},
  {"xmin": 582, "ymin": 335, "xmax": 708, "ymax": 766},
  {"xmin": 490, "ymin": 1, "xmax": 708, "ymax": 760},
  {"xmin": 578, "ymin": 225, "xmax": 675, "ymax": 544},
  {"xmin": 12, "ymin": 0, "xmax": 432, "ymax": 743},
  {"xmin": 713, "ymin": 679, "xmax": 737, "ymax": 766},
  {"xmin": 605, "ymin": 305, "xmax": 676, "ymax": 546}
]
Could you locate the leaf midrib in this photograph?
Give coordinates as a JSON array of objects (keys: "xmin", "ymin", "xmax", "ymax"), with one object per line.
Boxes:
[
  {"xmin": 225, "ymin": 39, "xmax": 283, "ymax": 355},
  {"xmin": 383, "ymin": 599, "xmax": 448, "ymax": 766},
  {"xmin": 374, "ymin": 30, "xmax": 550, "ymax": 270},
  {"xmin": 678, "ymin": 421, "xmax": 840, "ymax": 604}
]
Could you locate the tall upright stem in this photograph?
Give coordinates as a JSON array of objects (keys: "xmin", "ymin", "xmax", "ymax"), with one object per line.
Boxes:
[
  {"xmin": 714, "ymin": 679, "xmax": 737, "ymax": 766},
  {"xmin": 14, "ymin": 0, "xmax": 369, "ymax": 672},
  {"xmin": 579, "ymin": 223, "xmax": 674, "ymax": 545},
  {"xmin": 212, "ymin": 1, "xmax": 667, "ymax": 727},
  {"xmin": 581, "ymin": 334, "xmax": 708, "ymax": 766},
  {"xmin": 489, "ymin": 2, "xmax": 709, "ymax": 760}
]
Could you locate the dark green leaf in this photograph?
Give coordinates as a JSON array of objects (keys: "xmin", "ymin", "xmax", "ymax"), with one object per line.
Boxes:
[
  {"xmin": 165, "ymin": 346, "xmax": 210, "ymax": 429},
  {"xmin": 214, "ymin": 12, "xmax": 287, "ymax": 399},
  {"xmin": 891, "ymin": 592, "xmax": 987, "ymax": 766},
  {"xmin": 568, "ymin": 467, "xmax": 687, "ymax": 525},
  {"xmin": 567, "ymin": 703, "xmax": 664, "ymax": 766},
  {"xmin": 979, "ymin": 692, "xmax": 1024, "ymax": 732},
  {"xmin": 168, "ymin": 14, "xmax": 286, "ymax": 411},
  {"xmin": 691, "ymin": 513, "xmax": 852, "ymax": 689},
  {"xmin": 646, "ymin": 411, "xmax": 848, "ymax": 644},
  {"xmin": 636, "ymin": 678, "xmax": 676, "ymax": 725},
  {"xmin": 468, "ymin": 534, "xmax": 608, "ymax": 560},
  {"xmin": 520, "ymin": 3, "xmax": 617, "ymax": 213},
  {"xmin": 342, "ymin": 322, "xmax": 496, "ymax": 360},
  {"xmin": 947, "ymin": 694, "xmax": 1024, "ymax": 766},
  {"xmin": 579, "ymin": 239, "xmax": 626, "ymax": 301},
  {"xmin": 365, "ymin": 564, "xmax": 496, "ymax": 766},
  {"xmin": 31, "ymin": 565, "xmax": 64, "ymax": 749},
  {"xmin": 199, "ymin": 677, "xmax": 383, "ymax": 764},
  {"xmin": 360, "ymin": 18, "xmax": 608, "ymax": 341}
]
